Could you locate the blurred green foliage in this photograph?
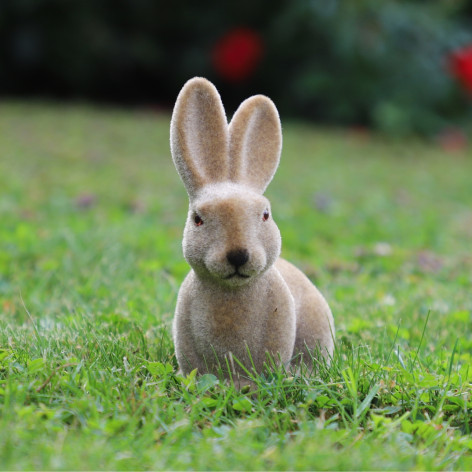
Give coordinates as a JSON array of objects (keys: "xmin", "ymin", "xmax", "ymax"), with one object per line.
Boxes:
[
  {"xmin": 0, "ymin": 0, "xmax": 471, "ymax": 134},
  {"xmin": 264, "ymin": 0, "xmax": 472, "ymax": 135}
]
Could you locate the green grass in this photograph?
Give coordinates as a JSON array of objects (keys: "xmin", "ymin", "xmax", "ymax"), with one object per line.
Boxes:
[{"xmin": 1, "ymin": 102, "xmax": 471, "ymax": 470}]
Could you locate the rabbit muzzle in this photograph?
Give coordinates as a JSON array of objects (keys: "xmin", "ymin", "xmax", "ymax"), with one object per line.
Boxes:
[
  {"xmin": 224, "ymin": 248, "xmax": 251, "ymax": 280},
  {"xmin": 205, "ymin": 246, "xmax": 266, "ymax": 286}
]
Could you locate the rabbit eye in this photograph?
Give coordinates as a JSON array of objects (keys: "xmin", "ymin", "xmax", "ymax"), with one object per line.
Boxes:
[
  {"xmin": 194, "ymin": 214, "xmax": 203, "ymax": 226},
  {"xmin": 262, "ymin": 210, "xmax": 270, "ymax": 221}
]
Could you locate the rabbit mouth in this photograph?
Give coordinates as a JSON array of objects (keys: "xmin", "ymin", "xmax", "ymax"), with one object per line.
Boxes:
[{"xmin": 224, "ymin": 271, "xmax": 251, "ymax": 280}]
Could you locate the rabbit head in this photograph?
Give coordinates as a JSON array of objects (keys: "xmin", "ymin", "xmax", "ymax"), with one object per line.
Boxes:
[{"xmin": 170, "ymin": 77, "xmax": 283, "ymax": 287}]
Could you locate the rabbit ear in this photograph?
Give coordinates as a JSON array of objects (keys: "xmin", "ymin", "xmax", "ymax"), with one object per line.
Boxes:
[
  {"xmin": 228, "ymin": 95, "xmax": 282, "ymax": 194},
  {"xmin": 170, "ymin": 77, "xmax": 229, "ymax": 199}
]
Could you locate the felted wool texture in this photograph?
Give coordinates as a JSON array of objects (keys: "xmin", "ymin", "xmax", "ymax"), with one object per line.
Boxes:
[
  {"xmin": 170, "ymin": 77, "xmax": 229, "ymax": 200},
  {"xmin": 170, "ymin": 77, "xmax": 335, "ymax": 386},
  {"xmin": 228, "ymin": 95, "xmax": 282, "ymax": 193}
]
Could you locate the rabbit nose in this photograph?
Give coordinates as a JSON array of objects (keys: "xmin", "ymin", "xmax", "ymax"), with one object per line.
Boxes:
[{"xmin": 226, "ymin": 248, "xmax": 249, "ymax": 268}]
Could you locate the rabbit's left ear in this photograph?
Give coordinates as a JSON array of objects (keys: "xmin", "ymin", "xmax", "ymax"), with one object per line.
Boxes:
[{"xmin": 228, "ymin": 95, "xmax": 282, "ymax": 194}]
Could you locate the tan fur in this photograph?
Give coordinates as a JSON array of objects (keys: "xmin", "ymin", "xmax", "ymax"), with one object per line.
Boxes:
[
  {"xmin": 229, "ymin": 95, "xmax": 282, "ymax": 193},
  {"xmin": 170, "ymin": 77, "xmax": 335, "ymax": 386}
]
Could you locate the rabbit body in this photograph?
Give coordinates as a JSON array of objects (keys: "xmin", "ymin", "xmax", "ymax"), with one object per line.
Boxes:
[
  {"xmin": 174, "ymin": 258, "xmax": 297, "ymax": 378},
  {"xmin": 170, "ymin": 77, "xmax": 334, "ymax": 383}
]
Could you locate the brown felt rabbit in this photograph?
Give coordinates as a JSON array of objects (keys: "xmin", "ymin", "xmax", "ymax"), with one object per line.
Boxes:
[{"xmin": 170, "ymin": 77, "xmax": 334, "ymax": 385}]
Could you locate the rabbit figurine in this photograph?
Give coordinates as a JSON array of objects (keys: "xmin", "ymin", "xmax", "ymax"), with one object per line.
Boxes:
[{"xmin": 170, "ymin": 77, "xmax": 334, "ymax": 385}]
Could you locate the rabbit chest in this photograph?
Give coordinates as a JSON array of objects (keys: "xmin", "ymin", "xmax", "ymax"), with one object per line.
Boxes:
[{"xmin": 174, "ymin": 268, "xmax": 297, "ymax": 374}]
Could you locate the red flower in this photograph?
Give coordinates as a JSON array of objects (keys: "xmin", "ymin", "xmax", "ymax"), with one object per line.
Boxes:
[
  {"xmin": 450, "ymin": 45, "xmax": 472, "ymax": 93},
  {"xmin": 212, "ymin": 28, "xmax": 263, "ymax": 83}
]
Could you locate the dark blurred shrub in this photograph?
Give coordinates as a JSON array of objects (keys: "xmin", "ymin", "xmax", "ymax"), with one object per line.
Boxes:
[
  {"xmin": 0, "ymin": 0, "xmax": 470, "ymax": 134},
  {"xmin": 260, "ymin": 0, "xmax": 472, "ymax": 135}
]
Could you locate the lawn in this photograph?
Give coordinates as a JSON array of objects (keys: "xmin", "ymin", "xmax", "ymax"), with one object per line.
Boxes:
[{"xmin": 0, "ymin": 102, "xmax": 471, "ymax": 470}]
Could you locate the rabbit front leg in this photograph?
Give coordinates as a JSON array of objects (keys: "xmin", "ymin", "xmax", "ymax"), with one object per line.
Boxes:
[
  {"xmin": 173, "ymin": 273, "xmax": 209, "ymax": 376},
  {"xmin": 173, "ymin": 273, "xmax": 236, "ymax": 377}
]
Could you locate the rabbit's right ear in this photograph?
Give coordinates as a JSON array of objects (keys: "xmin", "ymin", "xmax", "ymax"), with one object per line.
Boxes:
[{"xmin": 170, "ymin": 77, "xmax": 229, "ymax": 200}]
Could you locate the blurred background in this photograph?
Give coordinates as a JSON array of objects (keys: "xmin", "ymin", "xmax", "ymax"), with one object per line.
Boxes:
[{"xmin": 1, "ymin": 0, "xmax": 471, "ymax": 136}]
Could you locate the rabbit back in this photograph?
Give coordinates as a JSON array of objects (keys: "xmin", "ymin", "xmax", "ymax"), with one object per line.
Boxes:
[{"xmin": 275, "ymin": 258, "xmax": 335, "ymax": 364}]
